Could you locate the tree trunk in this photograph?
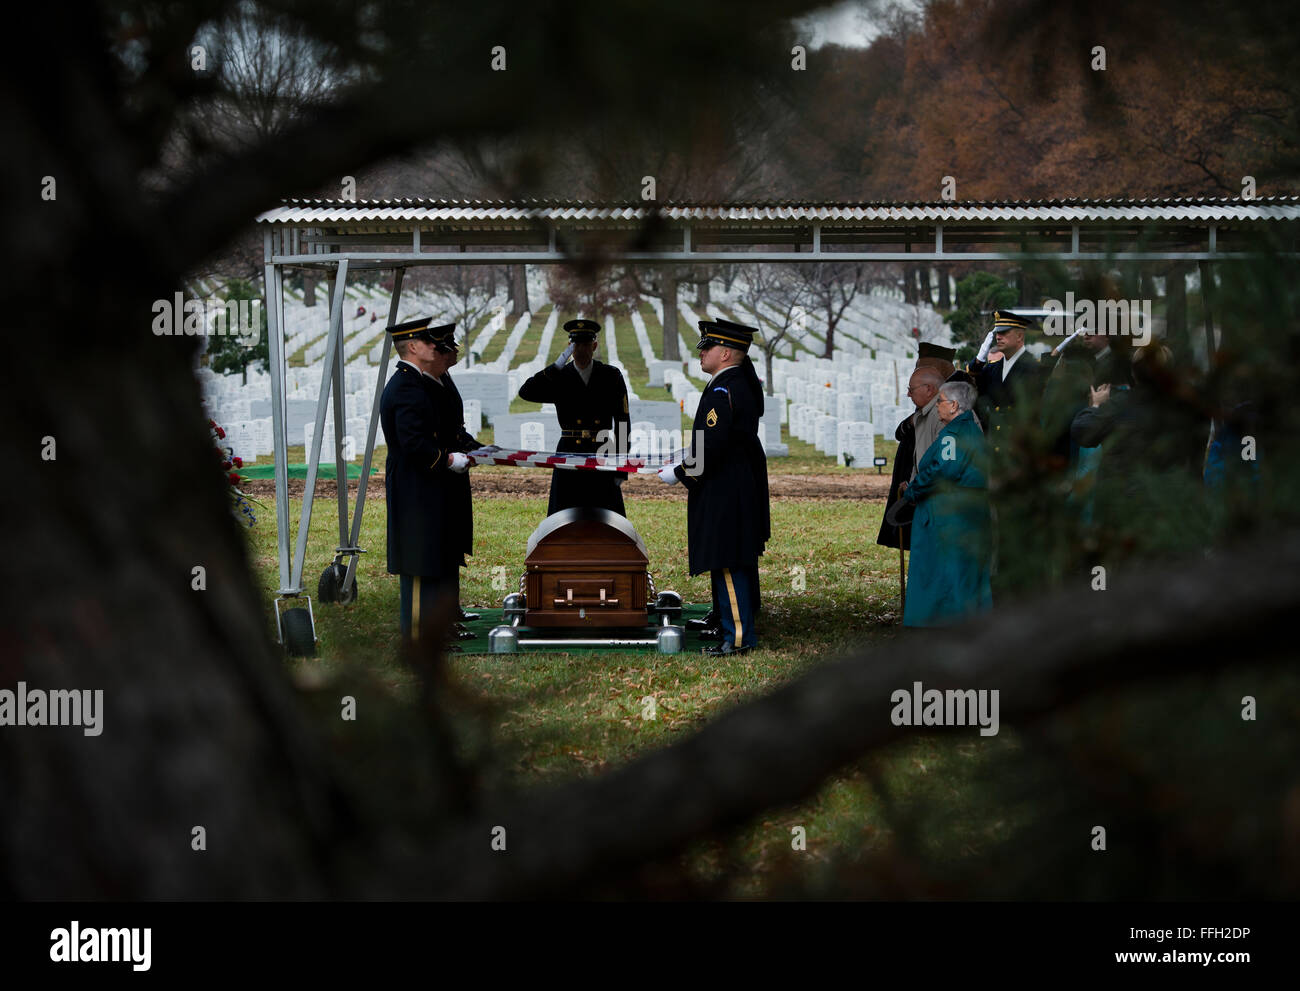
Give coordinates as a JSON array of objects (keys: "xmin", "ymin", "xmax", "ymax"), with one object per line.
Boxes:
[
  {"xmin": 509, "ymin": 264, "xmax": 530, "ymax": 317},
  {"xmin": 303, "ymin": 272, "xmax": 317, "ymax": 307},
  {"xmin": 937, "ymin": 270, "xmax": 951, "ymax": 309},
  {"xmin": 662, "ymin": 277, "xmax": 680, "ymax": 361},
  {"xmin": 917, "ymin": 267, "xmax": 932, "ymax": 304},
  {"xmin": 4, "ymin": 276, "xmax": 356, "ymax": 897},
  {"xmin": 1018, "ymin": 266, "xmax": 1039, "ymax": 309},
  {"xmin": 822, "ymin": 312, "xmax": 835, "ymax": 359},
  {"xmin": 696, "ymin": 269, "xmax": 711, "ymax": 309},
  {"xmin": 1166, "ymin": 263, "xmax": 1189, "ymax": 362},
  {"xmin": 902, "ymin": 265, "xmax": 917, "ymax": 304},
  {"xmin": 765, "ymin": 348, "xmax": 775, "ymax": 396}
]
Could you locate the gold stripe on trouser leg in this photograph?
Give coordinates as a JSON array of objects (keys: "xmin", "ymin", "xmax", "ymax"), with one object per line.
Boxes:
[
  {"xmin": 412, "ymin": 575, "xmax": 421, "ymax": 642},
  {"xmin": 723, "ymin": 568, "xmax": 742, "ymax": 647}
]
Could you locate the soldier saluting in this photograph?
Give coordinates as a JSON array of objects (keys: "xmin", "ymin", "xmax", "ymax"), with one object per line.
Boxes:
[
  {"xmin": 517, "ymin": 318, "xmax": 631, "ymax": 517},
  {"xmin": 658, "ymin": 318, "xmax": 771, "ymax": 655},
  {"xmin": 968, "ymin": 309, "xmax": 1044, "ymax": 452}
]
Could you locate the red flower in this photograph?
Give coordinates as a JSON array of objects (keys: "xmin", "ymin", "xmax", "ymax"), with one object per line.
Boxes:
[
  {"xmin": 216, "ymin": 427, "xmax": 226, "ymax": 439},
  {"xmin": 233, "ymin": 456, "xmax": 243, "ymax": 467},
  {"xmin": 222, "ymin": 459, "xmax": 232, "ymax": 470},
  {"xmin": 228, "ymin": 473, "xmax": 241, "ymax": 485}
]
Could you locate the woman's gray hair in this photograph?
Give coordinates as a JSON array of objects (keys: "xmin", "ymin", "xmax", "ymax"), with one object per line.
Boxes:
[{"xmin": 939, "ymin": 380, "xmax": 977, "ymax": 412}]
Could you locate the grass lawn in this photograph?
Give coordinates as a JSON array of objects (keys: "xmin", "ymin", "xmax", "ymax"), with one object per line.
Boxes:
[{"xmin": 244, "ymin": 490, "xmax": 1025, "ymax": 896}]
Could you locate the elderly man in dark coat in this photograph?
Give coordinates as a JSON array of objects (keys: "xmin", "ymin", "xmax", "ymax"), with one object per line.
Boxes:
[
  {"xmin": 380, "ymin": 318, "xmax": 480, "ymax": 644},
  {"xmin": 658, "ymin": 318, "xmax": 770, "ymax": 655}
]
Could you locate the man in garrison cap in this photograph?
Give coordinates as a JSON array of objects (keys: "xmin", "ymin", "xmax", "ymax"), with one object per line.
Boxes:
[
  {"xmin": 379, "ymin": 317, "xmax": 481, "ymax": 646},
  {"xmin": 517, "ymin": 318, "xmax": 631, "ymax": 516},
  {"xmin": 657, "ymin": 318, "xmax": 771, "ymax": 656}
]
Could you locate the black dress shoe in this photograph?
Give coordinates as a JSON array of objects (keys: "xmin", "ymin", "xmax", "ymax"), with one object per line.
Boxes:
[
  {"xmin": 697, "ymin": 626, "xmax": 723, "ymax": 641},
  {"xmin": 443, "ymin": 643, "xmax": 463, "ymax": 653},
  {"xmin": 454, "ymin": 628, "xmax": 476, "ymax": 641},
  {"xmin": 686, "ymin": 609, "xmax": 718, "ymax": 632},
  {"xmin": 459, "ymin": 608, "xmax": 481, "ymax": 622},
  {"xmin": 701, "ymin": 643, "xmax": 751, "ymax": 656}
]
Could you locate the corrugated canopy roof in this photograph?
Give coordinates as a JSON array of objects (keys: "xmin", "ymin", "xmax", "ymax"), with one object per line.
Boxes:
[{"xmin": 258, "ymin": 196, "xmax": 1300, "ymax": 226}]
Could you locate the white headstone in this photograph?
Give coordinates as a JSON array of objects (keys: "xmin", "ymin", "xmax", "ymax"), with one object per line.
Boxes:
[
  {"xmin": 683, "ymin": 390, "xmax": 702, "ymax": 419},
  {"xmin": 521, "ymin": 420, "xmax": 546, "ymax": 451},
  {"xmin": 815, "ymin": 415, "xmax": 839, "ymax": 454},
  {"xmin": 463, "ymin": 398, "xmax": 482, "ymax": 436},
  {"xmin": 837, "ymin": 392, "xmax": 871, "ymax": 422}
]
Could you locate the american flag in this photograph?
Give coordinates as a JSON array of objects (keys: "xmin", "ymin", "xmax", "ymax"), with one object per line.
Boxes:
[{"xmin": 466, "ymin": 446, "xmax": 687, "ymax": 474}]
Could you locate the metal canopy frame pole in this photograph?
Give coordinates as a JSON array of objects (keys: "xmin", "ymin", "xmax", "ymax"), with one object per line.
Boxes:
[
  {"xmin": 331, "ymin": 271, "xmax": 349, "ymax": 560},
  {"xmin": 1199, "ymin": 258, "xmax": 1217, "ymax": 366},
  {"xmin": 290, "ymin": 256, "xmax": 349, "ymax": 592},
  {"xmin": 341, "ymin": 266, "xmax": 405, "ymax": 596},
  {"xmin": 264, "ymin": 230, "xmax": 295, "ymax": 595}
]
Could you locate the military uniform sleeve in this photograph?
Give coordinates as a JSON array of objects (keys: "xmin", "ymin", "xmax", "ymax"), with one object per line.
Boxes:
[
  {"xmin": 454, "ymin": 428, "xmax": 479, "ymax": 453},
  {"xmin": 392, "ymin": 377, "xmax": 447, "ymax": 471},
  {"xmin": 675, "ymin": 384, "xmax": 733, "ymax": 487},
  {"xmin": 517, "ymin": 364, "xmax": 563, "ymax": 403}
]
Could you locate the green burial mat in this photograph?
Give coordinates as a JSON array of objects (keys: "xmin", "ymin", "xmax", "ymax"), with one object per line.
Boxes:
[
  {"xmin": 448, "ymin": 604, "xmax": 725, "ymax": 655},
  {"xmin": 240, "ymin": 463, "xmax": 377, "ymax": 480}
]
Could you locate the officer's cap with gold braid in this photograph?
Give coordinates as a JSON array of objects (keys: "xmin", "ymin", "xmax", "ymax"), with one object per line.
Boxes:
[
  {"xmin": 564, "ymin": 318, "xmax": 601, "ymax": 343},
  {"xmin": 992, "ymin": 310, "xmax": 1037, "ymax": 335},
  {"xmin": 387, "ymin": 317, "xmax": 459, "ymax": 353},
  {"xmin": 696, "ymin": 317, "xmax": 755, "ymax": 352}
]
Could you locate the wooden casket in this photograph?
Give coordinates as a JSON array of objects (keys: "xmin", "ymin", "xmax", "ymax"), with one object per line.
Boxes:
[{"xmin": 523, "ymin": 508, "xmax": 650, "ymax": 628}]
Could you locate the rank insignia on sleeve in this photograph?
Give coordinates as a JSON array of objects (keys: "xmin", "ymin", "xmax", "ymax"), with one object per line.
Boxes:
[{"xmin": 706, "ymin": 408, "xmax": 718, "ymax": 427}]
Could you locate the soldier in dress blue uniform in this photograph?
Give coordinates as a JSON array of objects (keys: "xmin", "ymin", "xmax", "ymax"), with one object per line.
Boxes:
[
  {"xmin": 658, "ymin": 318, "xmax": 771, "ymax": 655},
  {"xmin": 379, "ymin": 318, "xmax": 481, "ymax": 644},
  {"xmin": 968, "ymin": 309, "xmax": 1045, "ymax": 453},
  {"xmin": 517, "ymin": 318, "xmax": 631, "ymax": 517},
  {"xmin": 968, "ymin": 309, "xmax": 1047, "ymax": 597}
]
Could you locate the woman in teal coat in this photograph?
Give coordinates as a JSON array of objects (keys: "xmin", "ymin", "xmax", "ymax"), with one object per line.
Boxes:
[{"xmin": 900, "ymin": 381, "xmax": 993, "ymax": 627}]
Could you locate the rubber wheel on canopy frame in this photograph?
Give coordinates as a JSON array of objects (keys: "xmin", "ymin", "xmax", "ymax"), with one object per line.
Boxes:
[
  {"xmin": 317, "ymin": 562, "xmax": 358, "ymax": 605},
  {"xmin": 281, "ymin": 607, "xmax": 317, "ymax": 657}
]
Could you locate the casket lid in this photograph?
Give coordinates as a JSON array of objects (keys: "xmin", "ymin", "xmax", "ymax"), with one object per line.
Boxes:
[{"xmin": 526, "ymin": 507, "xmax": 648, "ymax": 558}]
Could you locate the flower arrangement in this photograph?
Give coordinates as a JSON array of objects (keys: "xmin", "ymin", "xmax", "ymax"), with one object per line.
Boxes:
[{"xmin": 210, "ymin": 418, "xmax": 261, "ymax": 527}]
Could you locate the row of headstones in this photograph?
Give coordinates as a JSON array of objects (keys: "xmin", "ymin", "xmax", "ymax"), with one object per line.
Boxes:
[
  {"xmin": 468, "ymin": 307, "xmax": 509, "ymax": 360},
  {"xmin": 478, "ymin": 306, "xmax": 535, "ymax": 373},
  {"xmin": 644, "ymin": 295, "xmax": 694, "ymax": 365},
  {"xmin": 296, "ymin": 397, "xmax": 491, "ymax": 463},
  {"xmin": 787, "ymin": 406, "xmax": 891, "ymax": 467}
]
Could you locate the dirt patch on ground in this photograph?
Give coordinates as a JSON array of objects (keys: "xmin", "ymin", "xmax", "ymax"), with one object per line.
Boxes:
[{"xmin": 243, "ymin": 468, "xmax": 892, "ymax": 501}]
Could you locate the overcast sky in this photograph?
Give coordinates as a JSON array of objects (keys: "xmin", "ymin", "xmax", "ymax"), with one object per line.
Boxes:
[{"xmin": 794, "ymin": 0, "xmax": 894, "ymax": 49}]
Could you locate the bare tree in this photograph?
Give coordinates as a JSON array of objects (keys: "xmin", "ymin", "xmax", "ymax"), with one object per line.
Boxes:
[
  {"xmin": 796, "ymin": 261, "xmax": 868, "ymax": 359},
  {"xmin": 735, "ymin": 263, "xmax": 807, "ymax": 395}
]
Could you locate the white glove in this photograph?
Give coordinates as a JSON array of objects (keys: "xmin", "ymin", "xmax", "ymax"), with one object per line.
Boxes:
[
  {"xmin": 448, "ymin": 452, "xmax": 470, "ymax": 473},
  {"xmin": 554, "ymin": 342, "xmax": 575, "ymax": 369},
  {"xmin": 657, "ymin": 465, "xmax": 680, "ymax": 485},
  {"xmin": 977, "ymin": 329, "xmax": 996, "ymax": 361}
]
